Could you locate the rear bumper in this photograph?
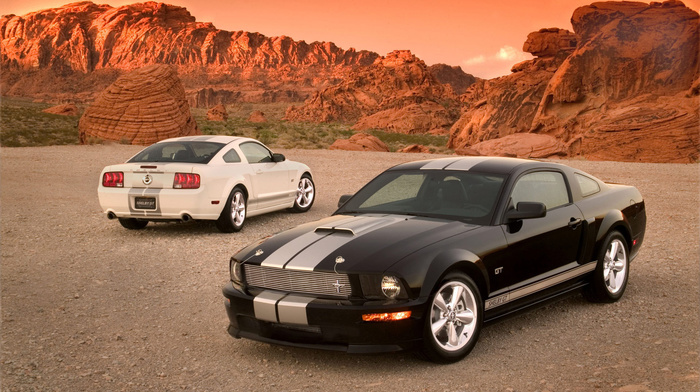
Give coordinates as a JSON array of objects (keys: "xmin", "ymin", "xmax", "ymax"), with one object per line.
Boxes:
[
  {"xmin": 222, "ymin": 283, "xmax": 427, "ymax": 353},
  {"xmin": 98, "ymin": 187, "xmax": 222, "ymax": 220}
]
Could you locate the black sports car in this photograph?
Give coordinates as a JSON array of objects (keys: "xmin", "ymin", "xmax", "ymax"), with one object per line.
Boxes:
[{"xmin": 222, "ymin": 157, "xmax": 646, "ymax": 363}]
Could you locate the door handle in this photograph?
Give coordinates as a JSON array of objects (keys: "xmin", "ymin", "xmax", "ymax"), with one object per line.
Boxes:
[{"xmin": 568, "ymin": 218, "xmax": 582, "ymax": 229}]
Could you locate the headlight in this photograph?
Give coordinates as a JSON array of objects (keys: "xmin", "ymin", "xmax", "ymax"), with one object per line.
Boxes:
[
  {"xmin": 230, "ymin": 257, "xmax": 242, "ymax": 283},
  {"xmin": 381, "ymin": 276, "xmax": 401, "ymax": 299}
]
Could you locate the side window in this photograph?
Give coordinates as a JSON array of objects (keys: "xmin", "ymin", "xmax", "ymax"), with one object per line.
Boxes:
[
  {"xmin": 223, "ymin": 149, "xmax": 241, "ymax": 163},
  {"xmin": 239, "ymin": 142, "xmax": 272, "ymax": 163},
  {"xmin": 575, "ymin": 173, "xmax": 600, "ymax": 197},
  {"xmin": 510, "ymin": 171, "xmax": 570, "ymax": 210}
]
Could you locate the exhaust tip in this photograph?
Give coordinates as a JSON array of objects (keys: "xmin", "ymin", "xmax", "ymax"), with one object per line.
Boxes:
[
  {"xmin": 181, "ymin": 214, "xmax": 192, "ymax": 222},
  {"xmin": 107, "ymin": 212, "xmax": 117, "ymax": 220}
]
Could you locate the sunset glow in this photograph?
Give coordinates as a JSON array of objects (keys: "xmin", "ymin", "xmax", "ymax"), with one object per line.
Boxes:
[{"xmin": 2, "ymin": 0, "xmax": 699, "ymax": 78}]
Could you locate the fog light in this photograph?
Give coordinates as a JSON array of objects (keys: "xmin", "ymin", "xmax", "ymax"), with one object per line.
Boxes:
[
  {"xmin": 381, "ymin": 276, "xmax": 401, "ymax": 299},
  {"xmin": 362, "ymin": 311, "xmax": 411, "ymax": 322}
]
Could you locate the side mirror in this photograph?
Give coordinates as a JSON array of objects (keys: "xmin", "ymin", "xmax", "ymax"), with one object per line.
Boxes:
[
  {"xmin": 272, "ymin": 153, "xmax": 286, "ymax": 163},
  {"xmin": 338, "ymin": 194, "xmax": 353, "ymax": 208},
  {"xmin": 505, "ymin": 202, "xmax": 546, "ymax": 221}
]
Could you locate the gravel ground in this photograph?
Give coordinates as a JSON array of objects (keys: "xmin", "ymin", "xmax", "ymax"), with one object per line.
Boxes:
[{"xmin": 1, "ymin": 145, "xmax": 698, "ymax": 392}]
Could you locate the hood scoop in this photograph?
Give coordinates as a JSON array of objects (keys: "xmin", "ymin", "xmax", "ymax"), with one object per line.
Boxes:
[{"xmin": 314, "ymin": 214, "xmax": 408, "ymax": 237}]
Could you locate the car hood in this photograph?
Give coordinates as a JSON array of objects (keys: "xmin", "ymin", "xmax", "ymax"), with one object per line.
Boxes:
[{"xmin": 235, "ymin": 214, "xmax": 479, "ymax": 274}]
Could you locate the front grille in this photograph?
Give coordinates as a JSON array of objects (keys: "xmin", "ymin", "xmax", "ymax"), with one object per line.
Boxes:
[{"xmin": 244, "ymin": 264, "xmax": 351, "ymax": 298}]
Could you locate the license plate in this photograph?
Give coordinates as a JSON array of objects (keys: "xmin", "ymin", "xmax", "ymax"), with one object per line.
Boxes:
[{"xmin": 134, "ymin": 197, "xmax": 156, "ymax": 210}]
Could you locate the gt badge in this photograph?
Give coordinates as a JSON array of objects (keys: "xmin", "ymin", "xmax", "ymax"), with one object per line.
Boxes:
[{"xmin": 142, "ymin": 174, "xmax": 153, "ymax": 185}]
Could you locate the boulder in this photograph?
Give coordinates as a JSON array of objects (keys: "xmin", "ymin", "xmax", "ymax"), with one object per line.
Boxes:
[
  {"xmin": 329, "ymin": 133, "xmax": 389, "ymax": 152},
  {"xmin": 457, "ymin": 133, "xmax": 566, "ymax": 159},
  {"xmin": 78, "ymin": 64, "xmax": 200, "ymax": 145},
  {"xmin": 42, "ymin": 103, "xmax": 79, "ymax": 116},
  {"xmin": 399, "ymin": 144, "xmax": 431, "ymax": 153},
  {"xmin": 247, "ymin": 110, "xmax": 267, "ymax": 123},
  {"xmin": 207, "ymin": 104, "xmax": 228, "ymax": 121}
]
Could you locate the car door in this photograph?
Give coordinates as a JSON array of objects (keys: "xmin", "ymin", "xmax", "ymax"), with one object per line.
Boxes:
[
  {"xmin": 488, "ymin": 170, "xmax": 585, "ymax": 293},
  {"xmin": 239, "ymin": 141, "xmax": 293, "ymax": 210}
]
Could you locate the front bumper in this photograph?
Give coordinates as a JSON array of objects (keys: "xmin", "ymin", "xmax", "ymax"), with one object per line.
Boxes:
[{"xmin": 222, "ymin": 283, "xmax": 428, "ymax": 353}]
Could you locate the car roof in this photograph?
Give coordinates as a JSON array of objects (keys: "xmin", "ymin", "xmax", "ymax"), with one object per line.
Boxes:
[
  {"xmin": 157, "ymin": 135, "xmax": 256, "ymax": 145},
  {"xmin": 388, "ymin": 156, "xmax": 566, "ymax": 175}
]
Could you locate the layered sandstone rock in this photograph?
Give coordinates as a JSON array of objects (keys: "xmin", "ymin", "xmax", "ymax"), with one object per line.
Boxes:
[
  {"xmin": 43, "ymin": 103, "xmax": 79, "ymax": 116},
  {"xmin": 329, "ymin": 133, "xmax": 389, "ymax": 152},
  {"xmin": 207, "ymin": 104, "xmax": 228, "ymax": 121},
  {"xmin": 449, "ymin": 1, "xmax": 699, "ymax": 163},
  {"xmin": 427, "ymin": 64, "xmax": 478, "ymax": 95},
  {"xmin": 457, "ymin": 134, "xmax": 566, "ymax": 158},
  {"xmin": 286, "ymin": 50, "xmax": 461, "ymax": 134},
  {"xmin": 78, "ymin": 65, "xmax": 199, "ymax": 145}
]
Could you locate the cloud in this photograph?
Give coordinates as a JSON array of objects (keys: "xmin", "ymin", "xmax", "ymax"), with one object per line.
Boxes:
[
  {"xmin": 461, "ymin": 45, "xmax": 533, "ymax": 78},
  {"xmin": 463, "ymin": 55, "xmax": 486, "ymax": 66}
]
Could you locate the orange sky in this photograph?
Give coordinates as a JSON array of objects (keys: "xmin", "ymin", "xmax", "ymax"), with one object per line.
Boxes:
[{"xmin": 2, "ymin": 0, "xmax": 699, "ymax": 79}]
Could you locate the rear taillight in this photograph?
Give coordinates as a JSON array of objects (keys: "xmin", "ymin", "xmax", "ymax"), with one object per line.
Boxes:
[
  {"xmin": 102, "ymin": 172, "xmax": 124, "ymax": 187},
  {"xmin": 173, "ymin": 173, "xmax": 200, "ymax": 189}
]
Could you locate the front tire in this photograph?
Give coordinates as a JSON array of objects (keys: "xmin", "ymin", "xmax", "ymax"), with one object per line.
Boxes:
[
  {"xmin": 290, "ymin": 174, "xmax": 315, "ymax": 213},
  {"xmin": 118, "ymin": 218, "xmax": 148, "ymax": 230},
  {"xmin": 584, "ymin": 231, "xmax": 629, "ymax": 303},
  {"xmin": 215, "ymin": 187, "xmax": 246, "ymax": 233},
  {"xmin": 419, "ymin": 272, "xmax": 483, "ymax": 363}
]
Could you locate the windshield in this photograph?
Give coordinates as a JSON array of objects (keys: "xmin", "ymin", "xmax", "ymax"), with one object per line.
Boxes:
[
  {"xmin": 336, "ymin": 170, "xmax": 506, "ymax": 225},
  {"xmin": 128, "ymin": 141, "xmax": 225, "ymax": 164}
]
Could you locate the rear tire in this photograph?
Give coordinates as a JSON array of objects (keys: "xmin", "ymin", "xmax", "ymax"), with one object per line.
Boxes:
[
  {"xmin": 418, "ymin": 272, "xmax": 482, "ymax": 363},
  {"xmin": 118, "ymin": 218, "xmax": 148, "ymax": 230},
  {"xmin": 215, "ymin": 187, "xmax": 246, "ymax": 233},
  {"xmin": 584, "ymin": 231, "xmax": 629, "ymax": 303}
]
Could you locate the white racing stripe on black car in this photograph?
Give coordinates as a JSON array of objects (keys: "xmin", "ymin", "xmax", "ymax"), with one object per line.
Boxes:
[
  {"xmin": 252, "ymin": 290, "xmax": 314, "ymax": 325},
  {"xmin": 283, "ymin": 215, "xmax": 408, "ymax": 271}
]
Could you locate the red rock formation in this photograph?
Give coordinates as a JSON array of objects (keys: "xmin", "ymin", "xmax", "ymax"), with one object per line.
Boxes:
[
  {"xmin": 0, "ymin": 2, "xmax": 378, "ymax": 100},
  {"xmin": 428, "ymin": 64, "xmax": 478, "ymax": 95},
  {"xmin": 450, "ymin": 1, "xmax": 699, "ymax": 163},
  {"xmin": 399, "ymin": 144, "xmax": 431, "ymax": 153},
  {"xmin": 78, "ymin": 64, "xmax": 199, "ymax": 145},
  {"xmin": 286, "ymin": 50, "xmax": 460, "ymax": 134},
  {"xmin": 43, "ymin": 103, "xmax": 79, "ymax": 116},
  {"xmin": 456, "ymin": 134, "xmax": 566, "ymax": 158},
  {"xmin": 248, "ymin": 110, "xmax": 266, "ymax": 123},
  {"xmin": 207, "ymin": 104, "xmax": 228, "ymax": 121},
  {"xmin": 329, "ymin": 133, "xmax": 389, "ymax": 152}
]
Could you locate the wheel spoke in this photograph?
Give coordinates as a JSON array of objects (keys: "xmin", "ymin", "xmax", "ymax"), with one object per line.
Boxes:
[
  {"xmin": 433, "ymin": 293, "xmax": 449, "ymax": 314},
  {"xmin": 612, "ymin": 260, "xmax": 625, "ymax": 272},
  {"xmin": 456, "ymin": 309, "xmax": 474, "ymax": 325},
  {"xmin": 447, "ymin": 322, "xmax": 459, "ymax": 346},
  {"xmin": 450, "ymin": 285, "xmax": 464, "ymax": 310},
  {"xmin": 607, "ymin": 270, "xmax": 617, "ymax": 290},
  {"xmin": 431, "ymin": 318, "xmax": 447, "ymax": 335}
]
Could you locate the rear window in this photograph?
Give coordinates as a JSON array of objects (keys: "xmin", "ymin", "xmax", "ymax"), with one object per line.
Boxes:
[{"xmin": 128, "ymin": 142, "xmax": 225, "ymax": 164}]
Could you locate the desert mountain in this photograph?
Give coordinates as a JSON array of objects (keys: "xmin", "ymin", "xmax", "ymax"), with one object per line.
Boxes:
[
  {"xmin": 449, "ymin": 1, "xmax": 699, "ymax": 163},
  {"xmin": 0, "ymin": 1, "xmax": 379, "ymax": 102}
]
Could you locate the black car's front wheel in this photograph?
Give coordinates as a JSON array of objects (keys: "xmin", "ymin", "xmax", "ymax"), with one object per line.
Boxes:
[
  {"xmin": 216, "ymin": 187, "xmax": 247, "ymax": 233},
  {"xmin": 584, "ymin": 231, "xmax": 629, "ymax": 303},
  {"xmin": 419, "ymin": 272, "xmax": 483, "ymax": 363}
]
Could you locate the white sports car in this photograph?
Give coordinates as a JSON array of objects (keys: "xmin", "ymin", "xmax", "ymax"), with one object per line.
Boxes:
[{"xmin": 98, "ymin": 135, "xmax": 315, "ymax": 232}]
